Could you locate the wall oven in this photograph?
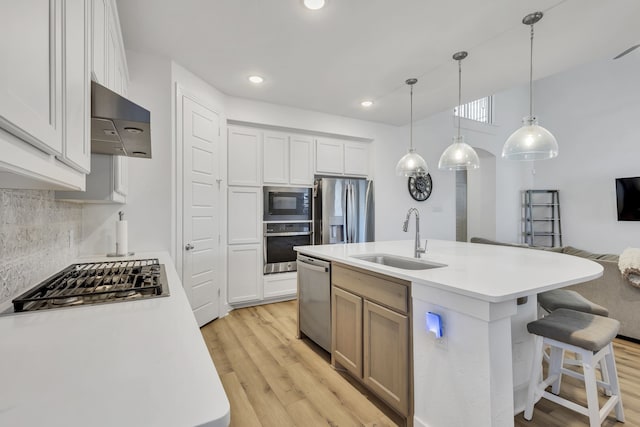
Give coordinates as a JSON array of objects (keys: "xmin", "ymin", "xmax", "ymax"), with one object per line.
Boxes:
[
  {"xmin": 263, "ymin": 186, "xmax": 312, "ymax": 221},
  {"xmin": 264, "ymin": 222, "xmax": 312, "ymax": 274}
]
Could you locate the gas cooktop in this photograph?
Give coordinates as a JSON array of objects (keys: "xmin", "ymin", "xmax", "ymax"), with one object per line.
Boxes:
[{"xmin": 11, "ymin": 258, "xmax": 169, "ymax": 313}]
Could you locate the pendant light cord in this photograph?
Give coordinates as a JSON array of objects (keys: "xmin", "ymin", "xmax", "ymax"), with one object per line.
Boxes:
[
  {"xmin": 529, "ymin": 23, "xmax": 534, "ymax": 118},
  {"xmin": 457, "ymin": 59, "xmax": 462, "ymax": 139},
  {"xmin": 410, "ymin": 84, "xmax": 414, "ymax": 150}
]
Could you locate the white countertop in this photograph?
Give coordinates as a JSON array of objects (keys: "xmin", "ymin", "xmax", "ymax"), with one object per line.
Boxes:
[
  {"xmin": 295, "ymin": 239, "xmax": 603, "ymax": 302},
  {"xmin": 0, "ymin": 252, "xmax": 230, "ymax": 427}
]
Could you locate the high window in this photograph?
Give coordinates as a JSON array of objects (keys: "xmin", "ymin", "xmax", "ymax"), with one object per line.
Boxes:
[{"xmin": 454, "ymin": 96, "xmax": 493, "ymax": 124}]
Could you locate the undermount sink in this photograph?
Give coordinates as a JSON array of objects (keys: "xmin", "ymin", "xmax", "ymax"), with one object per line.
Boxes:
[{"xmin": 351, "ymin": 253, "xmax": 446, "ymax": 271}]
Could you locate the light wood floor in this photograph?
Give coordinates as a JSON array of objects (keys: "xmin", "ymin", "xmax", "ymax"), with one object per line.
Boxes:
[{"xmin": 201, "ymin": 300, "xmax": 639, "ymax": 427}]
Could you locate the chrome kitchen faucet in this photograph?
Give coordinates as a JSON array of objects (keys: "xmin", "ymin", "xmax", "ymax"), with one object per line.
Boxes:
[{"xmin": 403, "ymin": 208, "xmax": 427, "ymax": 258}]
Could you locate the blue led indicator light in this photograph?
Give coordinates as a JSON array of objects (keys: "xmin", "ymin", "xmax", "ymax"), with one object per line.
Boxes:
[{"xmin": 426, "ymin": 312, "xmax": 443, "ymax": 338}]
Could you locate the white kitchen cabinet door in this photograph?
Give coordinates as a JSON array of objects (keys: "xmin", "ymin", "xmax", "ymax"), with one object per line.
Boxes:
[
  {"xmin": 290, "ymin": 135, "xmax": 314, "ymax": 186},
  {"xmin": 0, "ymin": 0, "xmax": 63, "ymax": 156},
  {"xmin": 344, "ymin": 141, "xmax": 369, "ymax": 177},
  {"xmin": 228, "ymin": 127, "xmax": 261, "ymax": 186},
  {"xmin": 263, "ymin": 132, "xmax": 289, "ymax": 184},
  {"xmin": 92, "ymin": 0, "xmax": 107, "ymax": 83},
  {"xmin": 113, "ymin": 155, "xmax": 128, "ymax": 196},
  {"xmin": 316, "ymin": 138, "xmax": 344, "ymax": 175},
  {"xmin": 55, "ymin": 154, "xmax": 125, "ymax": 203},
  {"xmin": 228, "ymin": 244, "xmax": 262, "ymax": 304},
  {"xmin": 60, "ymin": 0, "xmax": 91, "ymax": 173},
  {"xmin": 227, "ymin": 187, "xmax": 261, "ymax": 244},
  {"xmin": 263, "ymin": 272, "xmax": 297, "ymax": 299}
]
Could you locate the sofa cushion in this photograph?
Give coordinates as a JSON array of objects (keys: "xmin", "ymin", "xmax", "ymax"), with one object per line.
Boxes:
[
  {"xmin": 562, "ymin": 246, "xmax": 618, "ymax": 262},
  {"xmin": 469, "ymin": 237, "xmax": 530, "ymax": 248}
]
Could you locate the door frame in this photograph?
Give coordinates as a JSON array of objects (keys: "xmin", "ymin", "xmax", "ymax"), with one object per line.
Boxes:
[{"xmin": 172, "ymin": 82, "xmax": 228, "ymax": 318}]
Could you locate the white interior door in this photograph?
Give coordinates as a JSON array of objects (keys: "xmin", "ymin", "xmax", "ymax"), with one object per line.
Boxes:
[{"xmin": 182, "ymin": 95, "xmax": 221, "ymax": 327}]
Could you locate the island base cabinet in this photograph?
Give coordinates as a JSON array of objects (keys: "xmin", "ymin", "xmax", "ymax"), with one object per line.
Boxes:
[
  {"xmin": 363, "ymin": 300, "xmax": 409, "ymax": 415},
  {"xmin": 331, "ymin": 263, "xmax": 412, "ymax": 421},
  {"xmin": 332, "ymin": 286, "xmax": 363, "ymax": 378}
]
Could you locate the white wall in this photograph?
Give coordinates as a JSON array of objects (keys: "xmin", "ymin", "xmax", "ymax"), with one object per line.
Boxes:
[
  {"xmin": 81, "ymin": 50, "xmax": 173, "ymax": 255},
  {"xmin": 531, "ymin": 51, "xmax": 640, "ymax": 253},
  {"xmin": 468, "ymin": 148, "xmax": 497, "ymax": 240}
]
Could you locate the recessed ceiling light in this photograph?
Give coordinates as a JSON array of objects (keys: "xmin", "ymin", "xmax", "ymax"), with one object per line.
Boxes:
[
  {"xmin": 361, "ymin": 100, "xmax": 374, "ymax": 108},
  {"xmin": 248, "ymin": 75, "xmax": 264, "ymax": 84},
  {"xmin": 303, "ymin": 0, "xmax": 326, "ymax": 10}
]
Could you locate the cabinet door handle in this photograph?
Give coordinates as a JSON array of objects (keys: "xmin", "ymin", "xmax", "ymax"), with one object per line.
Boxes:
[{"xmin": 185, "ymin": 243, "xmax": 195, "ymax": 251}]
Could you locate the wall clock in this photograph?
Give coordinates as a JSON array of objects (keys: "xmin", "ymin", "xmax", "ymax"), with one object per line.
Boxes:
[{"xmin": 408, "ymin": 173, "xmax": 432, "ymax": 201}]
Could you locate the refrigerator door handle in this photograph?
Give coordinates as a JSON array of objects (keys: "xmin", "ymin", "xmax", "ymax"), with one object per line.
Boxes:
[
  {"xmin": 348, "ymin": 182, "xmax": 355, "ymax": 243},
  {"xmin": 344, "ymin": 182, "xmax": 350, "ymax": 243}
]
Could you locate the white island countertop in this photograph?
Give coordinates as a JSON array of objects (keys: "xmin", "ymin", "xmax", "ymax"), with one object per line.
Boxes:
[
  {"xmin": 295, "ymin": 239, "xmax": 603, "ymax": 302},
  {"xmin": 0, "ymin": 252, "xmax": 229, "ymax": 427}
]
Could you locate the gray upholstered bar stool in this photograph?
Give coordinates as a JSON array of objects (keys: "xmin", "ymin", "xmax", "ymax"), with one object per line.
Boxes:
[
  {"xmin": 524, "ymin": 308, "xmax": 624, "ymax": 427},
  {"xmin": 538, "ymin": 289, "xmax": 612, "ymax": 391},
  {"xmin": 538, "ymin": 289, "xmax": 609, "ymax": 317}
]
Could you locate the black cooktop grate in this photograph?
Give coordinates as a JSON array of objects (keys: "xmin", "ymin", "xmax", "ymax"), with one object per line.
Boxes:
[{"xmin": 12, "ymin": 258, "xmax": 168, "ymax": 312}]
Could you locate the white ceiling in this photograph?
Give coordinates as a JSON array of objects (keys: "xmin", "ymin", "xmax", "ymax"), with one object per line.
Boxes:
[{"xmin": 117, "ymin": 0, "xmax": 640, "ymax": 126}]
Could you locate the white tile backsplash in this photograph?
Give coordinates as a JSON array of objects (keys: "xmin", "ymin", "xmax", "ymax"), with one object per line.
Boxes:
[{"xmin": 0, "ymin": 190, "xmax": 81, "ymax": 304}]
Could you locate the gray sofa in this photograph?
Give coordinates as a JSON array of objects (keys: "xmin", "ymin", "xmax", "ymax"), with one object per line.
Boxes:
[{"xmin": 470, "ymin": 237, "xmax": 640, "ymax": 341}]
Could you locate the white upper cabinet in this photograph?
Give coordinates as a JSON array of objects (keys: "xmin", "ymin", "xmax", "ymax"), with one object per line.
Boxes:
[
  {"xmin": 0, "ymin": 0, "xmax": 63, "ymax": 156},
  {"xmin": 289, "ymin": 135, "xmax": 314, "ymax": 186},
  {"xmin": 0, "ymin": 0, "xmax": 92, "ymax": 190},
  {"xmin": 92, "ymin": 0, "xmax": 107, "ymax": 83},
  {"xmin": 60, "ymin": 0, "xmax": 91, "ymax": 173},
  {"xmin": 263, "ymin": 132, "xmax": 289, "ymax": 184},
  {"xmin": 316, "ymin": 137, "xmax": 370, "ymax": 177},
  {"xmin": 316, "ymin": 138, "xmax": 343, "ymax": 175},
  {"xmin": 344, "ymin": 141, "xmax": 369, "ymax": 177},
  {"xmin": 262, "ymin": 132, "xmax": 314, "ymax": 186},
  {"xmin": 228, "ymin": 127, "xmax": 261, "ymax": 186}
]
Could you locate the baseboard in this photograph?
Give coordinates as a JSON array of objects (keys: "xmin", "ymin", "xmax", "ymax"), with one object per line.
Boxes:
[{"xmin": 617, "ymin": 334, "xmax": 640, "ymax": 344}]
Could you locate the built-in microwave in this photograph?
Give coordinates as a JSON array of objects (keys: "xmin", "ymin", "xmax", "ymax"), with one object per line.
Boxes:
[{"xmin": 263, "ymin": 186, "xmax": 312, "ymax": 221}]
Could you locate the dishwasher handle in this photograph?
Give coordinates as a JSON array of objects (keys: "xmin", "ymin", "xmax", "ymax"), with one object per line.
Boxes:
[{"xmin": 297, "ymin": 255, "xmax": 330, "ymax": 273}]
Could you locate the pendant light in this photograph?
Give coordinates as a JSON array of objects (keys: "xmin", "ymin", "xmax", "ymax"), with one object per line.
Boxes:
[
  {"xmin": 502, "ymin": 11, "xmax": 558, "ymax": 161},
  {"xmin": 438, "ymin": 51, "xmax": 480, "ymax": 170},
  {"xmin": 395, "ymin": 78, "xmax": 429, "ymax": 177}
]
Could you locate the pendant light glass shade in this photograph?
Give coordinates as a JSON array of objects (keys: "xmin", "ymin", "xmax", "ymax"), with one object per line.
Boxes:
[
  {"xmin": 502, "ymin": 116, "xmax": 558, "ymax": 160},
  {"xmin": 502, "ymin": 12, "xmax": 558, "ymax": 161},
  {"xmin": 438, "ymin": 51, "xmax": 480, "ymax": 170},
  {"xmin": 396, "ymin": 148, "xmax": 429, "ymax": 176},
  {"xmin": 395, "ymin": 78, "xmax": 428, "ymax": 177},
  {"xmin": 438, "ymin": 136, "xmax": 480, "ymax": 170}
]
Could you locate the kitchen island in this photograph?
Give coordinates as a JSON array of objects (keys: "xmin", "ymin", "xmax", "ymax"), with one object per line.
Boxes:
[
  {"xmin": 295, "ymin": 239, "xmax": 603, "ymax": 427},
  {"xmin": 0, "ymin": 252, "xmax": 230, "ymax": 427}
]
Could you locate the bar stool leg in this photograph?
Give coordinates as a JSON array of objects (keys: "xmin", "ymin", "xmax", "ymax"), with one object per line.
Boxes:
[
  {"xmin": 549, "ymin": 346, "xmax": 564, "ymax": 394},
  {"xmin": 604, "ymin": 343, "xmax": 625, "ymax": 422},
  {"xmin": 525, "ymin": 335, "xmax": 544, "ymax": 421},
  {"xmin": 580, "ymin": 349, "xmax": 601, "ymax": 427},
  {"xmin": 600, "ymin": 358, "xmax": 612, "ymax": 397}
]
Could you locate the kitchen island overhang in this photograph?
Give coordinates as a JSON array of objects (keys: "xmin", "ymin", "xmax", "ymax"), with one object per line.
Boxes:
[{"xmin": 295, "ymin": 239, "xmax": 603, "ymax": 427}]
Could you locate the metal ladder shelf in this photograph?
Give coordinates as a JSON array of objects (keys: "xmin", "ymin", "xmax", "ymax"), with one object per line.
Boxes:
[{"xmin": 523, "ymin": 190, "xmax": 562, "ymax": 247}]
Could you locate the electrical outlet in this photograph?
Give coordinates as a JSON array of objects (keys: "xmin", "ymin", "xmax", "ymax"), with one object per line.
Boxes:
[{"xmin": 434, "ymin": 336, "xmax": 448, "ymax": 350}]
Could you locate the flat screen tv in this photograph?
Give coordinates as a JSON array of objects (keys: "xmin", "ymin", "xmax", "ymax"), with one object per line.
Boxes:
[{"xmin": 616, "ymin": 177, "xmax": 640, "ymax": 221}]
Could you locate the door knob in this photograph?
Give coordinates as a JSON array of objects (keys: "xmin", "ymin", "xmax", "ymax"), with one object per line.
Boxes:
[{"xmin": 185, "ymin": 243, "xmax": 194, "ymax": 251}]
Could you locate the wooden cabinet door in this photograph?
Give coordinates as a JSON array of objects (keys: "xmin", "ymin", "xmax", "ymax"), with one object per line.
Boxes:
[
  {"xmin": 227, "ymin": 244, "xmax": 262, "ymax": 304},
  {"xmin": 363, "ymin": 300, "xmax": 409, "ymax": 415},
  {"xmin": 263, "ymin": 132, "xmax": 288, "ymax": 184},
  {"xmin": 332, "ymin": 286, "xmax": 363, "ymax": 378},
  {"xmin": 344, "ymin": 141, "xmax": 369, "ymax": 177},
  {"xmin": 61, "ymin": 0, "xmax": 91, "ymax": 173},
  {"xmin": 228, "ymin": 127, "xmax": 261, "ymax": 186},
  {"xmin": 316, "ymin": 138, "xmax": 343, "ymax": 175},
  {"xmin": 289, "ymin": 135, "xmax": 314, "ymax": 186},
  {"xmin": 0, "ymin": 0, "xmax": 63, "ymax": 155},
  {"xmin": 227, "ymin": 187, "xmax": 261, "ymax": 244}
]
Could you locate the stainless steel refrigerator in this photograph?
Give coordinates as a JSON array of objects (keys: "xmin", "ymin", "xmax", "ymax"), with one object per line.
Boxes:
[{"xmin": 313, "ymin": 177, "xmax": 374, "ymax": 244}]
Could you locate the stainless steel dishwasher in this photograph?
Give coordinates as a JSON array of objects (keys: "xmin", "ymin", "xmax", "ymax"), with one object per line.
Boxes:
[{"xmin": 297, "ymin": 254, "xmax": 331, "ymax": 352}]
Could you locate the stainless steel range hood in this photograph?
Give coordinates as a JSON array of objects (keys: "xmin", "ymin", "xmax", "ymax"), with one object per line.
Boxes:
[{"xmin": 91, "ymin": 81, "xmax": 152, "ymax": 158}]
